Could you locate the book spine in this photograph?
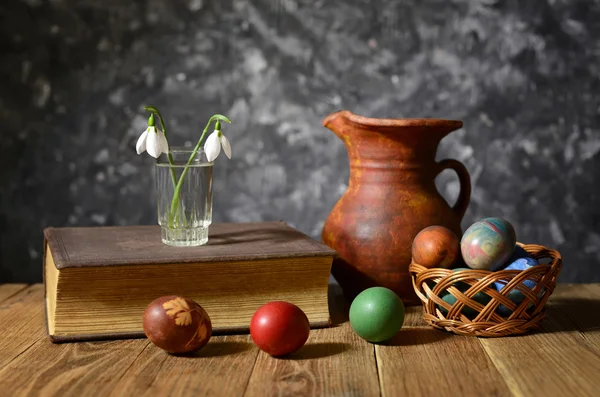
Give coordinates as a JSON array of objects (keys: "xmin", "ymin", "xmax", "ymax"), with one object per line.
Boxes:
[{"xmin": 43, "ymin": 239, "xmax": 50, "ymax": 340}]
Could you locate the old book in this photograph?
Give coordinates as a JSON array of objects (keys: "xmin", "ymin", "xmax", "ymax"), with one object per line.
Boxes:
[{"xmin": 44, "ymin": 222, "xmax": 335, "ymax": 343}]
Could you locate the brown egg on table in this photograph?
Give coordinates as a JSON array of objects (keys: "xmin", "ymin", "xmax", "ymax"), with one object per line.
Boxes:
[
  {"xmin": 143, "ymin": 295, "xmax": 212, "ymax": 354},
  {"xmin": 411, "ymin": 226, "xmax": 460, "ymax": 269}
]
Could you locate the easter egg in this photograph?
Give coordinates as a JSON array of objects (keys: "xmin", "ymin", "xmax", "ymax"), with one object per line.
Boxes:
[
  {"xmin": 250, "ymin": 301, "xmax": 310, "ymax": 356},
  {"xmin": 495, "ymin": 257, "xmax": 540, "ymax": 316},
  {"xmin": 494, "ymin": 257, "xmax": 539, "ymax": 291},
  {"xmin": 496, "ymin": 289, "xmax": 530, "ymax": 317},
  {"xmin": 437, "ymin": 268, "xmax": 492, "ymax": 318},
  {"xmin": 143, "ymin": 296, "xmax": 212, "ymax": 354},
  {"xmin": 349, "ymin": 287, "xmax": 405, "ymax": 342},
  {"xmin": 461, "ymin": 217, "xmax": 516, "ymax": 270},
  {"xmin": 412, "ymin": 226, "xmax": 460, "ymax": 269}
]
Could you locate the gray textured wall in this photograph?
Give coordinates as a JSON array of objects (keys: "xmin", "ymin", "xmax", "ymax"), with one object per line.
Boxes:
[{"xmin": 1, "ymin": 0, "xmax": 599, "ymax": 283}]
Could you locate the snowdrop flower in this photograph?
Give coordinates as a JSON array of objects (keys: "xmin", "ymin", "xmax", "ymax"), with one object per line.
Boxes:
[
  {"xmin": 136, "ymin": 114, "xmax": 169, "ymax": 158},
  {"xmin": 203, "ymin": 121, "xmax": 232, "ymax": 162}
]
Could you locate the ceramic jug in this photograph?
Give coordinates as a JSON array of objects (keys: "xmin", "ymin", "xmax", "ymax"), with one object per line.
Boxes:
[{"xmin": 322, "ymin": 111, "xmax": 471, "ymax": 305}]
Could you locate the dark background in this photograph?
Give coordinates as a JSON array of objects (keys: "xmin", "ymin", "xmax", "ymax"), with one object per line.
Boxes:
[{"xmin": 1, "ymin": 0, "xmax": 599, "ymax": 283}]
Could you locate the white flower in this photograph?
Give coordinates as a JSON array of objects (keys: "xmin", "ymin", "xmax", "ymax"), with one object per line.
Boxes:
[
  {"xmin": 136, "ymin": 126, "xmax": 169, "ymax": 158},
  {"xmin": 204, "ymin": 129, "xmax": 232, "ymax": 162}
]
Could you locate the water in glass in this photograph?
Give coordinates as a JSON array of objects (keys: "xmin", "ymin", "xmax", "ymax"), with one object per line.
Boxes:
[{"xmin": 155, "ymin": 149, "xmax": 213, "ymax": 246}]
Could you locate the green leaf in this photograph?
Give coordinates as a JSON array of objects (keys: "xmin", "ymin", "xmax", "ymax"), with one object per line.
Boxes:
[
  {"xmin": 143, "ymin": 105, "xmax": 161, "ymax": 115},
  {"xmin": 209, "ymin": 114, "xmax": 232, "ymax": 123}
]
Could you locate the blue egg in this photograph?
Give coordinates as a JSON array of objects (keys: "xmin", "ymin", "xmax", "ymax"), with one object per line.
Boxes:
[
  {"xmin": 496, "ymin": 289, "xmax": 528, "ymax": 317},
  {"xmin": 494, "ymin": 257, "xmax": 539, "ymax": 316},
  {"xmin": 494, "ymin": 257, "xmax": 539, "ymax": 290}
]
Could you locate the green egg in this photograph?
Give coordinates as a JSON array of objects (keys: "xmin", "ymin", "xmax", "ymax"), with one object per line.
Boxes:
[
  {"xmin": 438, "ymin": 292, "xmax": 459, "ymax": 316},
  {"xmin": 437, "ymin": 268, "xmax": 492, "ymax": 318},
  {"xmin": 349, "ymin": 287, "xmax": 405, "ymax": 343}
]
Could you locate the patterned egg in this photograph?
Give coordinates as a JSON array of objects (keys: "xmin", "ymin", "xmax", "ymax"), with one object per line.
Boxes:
[
  {"xmin": 460, "ymin": 217, "xmax": 516, "ymax": 270},
  {"xmin": 143, "ymin": 296, "xmax": 212, "ymax": 354},
  {"xmin": 412, "ymin": 226, "xmax": 460, "ymax": 269},
  {"xmin": 494, "ymin": 257, "xmax": 540, "ymax": 317}
]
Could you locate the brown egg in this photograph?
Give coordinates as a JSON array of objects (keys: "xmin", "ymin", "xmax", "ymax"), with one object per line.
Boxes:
[
  {"xmin": 411, "ymin": 226, "xmax": 460, "ymax": 269},
  {"xmin": 143, "ymin": 295, "xmax": 212, "ymax": 354}
]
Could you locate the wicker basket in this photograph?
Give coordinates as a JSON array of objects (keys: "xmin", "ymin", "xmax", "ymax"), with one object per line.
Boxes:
[{"xmin": 409, "ymin": 243, "xmax": 562, "ymax": 337}]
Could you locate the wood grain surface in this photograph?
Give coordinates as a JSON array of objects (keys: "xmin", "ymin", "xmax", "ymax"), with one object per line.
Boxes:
[
  {"xmin": 109, "ymin": 335, "xmax": 258, "ymax": 397},
  {"xmin": 548, "ymin": 284, "xmax": 600, "ymax": 351},
  {"xmin": 0, "ymin": 284, "xmax": 28, "ymax": 302},
  {"xmin": 0, "ymin": 285, "xmax": 47, "ymax": 369},
  {"xmin": 375, "ymin": 307, "xmax": 513, "ymax": 397},
  {"xmin": 244, "ymin": 322, "xmax": 379, "ymax": 397},
  {"xmin": 0, "ymin": 338, "xmax": 149, "ymax": 397},
  {"xmin": 0, "ymin": 283, "xmax": 599, "ymax": 397}
]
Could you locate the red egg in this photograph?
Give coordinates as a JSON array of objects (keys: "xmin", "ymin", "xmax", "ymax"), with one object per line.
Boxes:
[
  {"xmin": 143, "ymin": 295, "xmax": 212, "ymax": 354},
  {"xmin": 412, "ymin": 225, "xmax": 460, "ymax": 269},
  {"xmin": 250, "ymin": 301, "xmax": 310, "ymax": 356}
]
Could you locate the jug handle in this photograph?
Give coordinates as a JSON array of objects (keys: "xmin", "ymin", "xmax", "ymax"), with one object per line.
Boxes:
[{"xmin": 436, "ymin": 159, "xmax": 471, "ymax": 221}]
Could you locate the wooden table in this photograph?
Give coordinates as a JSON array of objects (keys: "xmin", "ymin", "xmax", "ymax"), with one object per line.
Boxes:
[{"xmin": 1, "ymin": 283, "xmax": 599, "ymax": 396}]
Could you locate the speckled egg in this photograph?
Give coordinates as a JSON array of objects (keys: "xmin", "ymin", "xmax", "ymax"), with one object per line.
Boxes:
[
  {"xmin": 495, "ymin": 257, "xmax": 540, "ymax": 317},
  {"xmin": 412, "ymin": 226, "xmax": 460, "ymax": 269},
  {"xmin": 349, "ymin": 287, "xmax": 405, "ymax": 342},
  {"xmin": 143, "ymin": 296, "xmax": 212, "ymax": 354},
  {"xmin": 461, "ymin": 217, "xmax": 517, "ymax": 270}
]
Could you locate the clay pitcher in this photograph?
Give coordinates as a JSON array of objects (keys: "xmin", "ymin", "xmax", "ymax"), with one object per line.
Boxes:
[{"xmin": 322, "ymin": 111, "xmax": 471, "ymax": 305}]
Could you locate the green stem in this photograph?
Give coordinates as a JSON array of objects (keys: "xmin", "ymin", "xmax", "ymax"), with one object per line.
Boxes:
[{"xmin": 167, "ymin": 114, "xmax": 231, "ymax": 228}]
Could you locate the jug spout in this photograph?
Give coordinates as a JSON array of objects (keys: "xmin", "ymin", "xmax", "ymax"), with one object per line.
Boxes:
[{"xmin": 322, "ymin": 110, "xmax": 350, "ymax": 140}]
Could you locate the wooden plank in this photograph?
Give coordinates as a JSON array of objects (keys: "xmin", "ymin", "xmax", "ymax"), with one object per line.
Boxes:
[
  {"xmin": 108, "ymin": 334, "xmax": 259, "ymax": 397},
  {"xmin": 479, "ymin": 288, "xmax": 600, "ymax": 397},
  {"xmin": 243, "ymin": 322, "xmax": 380, "ymax": 397},
  {"xmin": 403, "ymin": 306, "xmax": 429, "ymax": 327},
  {"xmin": 0, "ymin": 338, "xmax": 150, "ymax": 397},
  {"xmin": 0, "ymin": 284, "xmax": 28, "ymax": 302},
  {"xmin": 0, "ymin": 283, "xmax": 153, "ymax": 396},
  {"xmin": 0, "ymin": 285, "xmax": 47, "ymax": 369},
  {"xmin": 549, "ymin": 284, "xmax": 600, "ymax": 329},
  {"xmin": 547, "ymin": 283, "xmax": 600, "ymax": 351},
  {"xmin": 375, "ymin": 306, "xmax": 513, "ymax": 397}
]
